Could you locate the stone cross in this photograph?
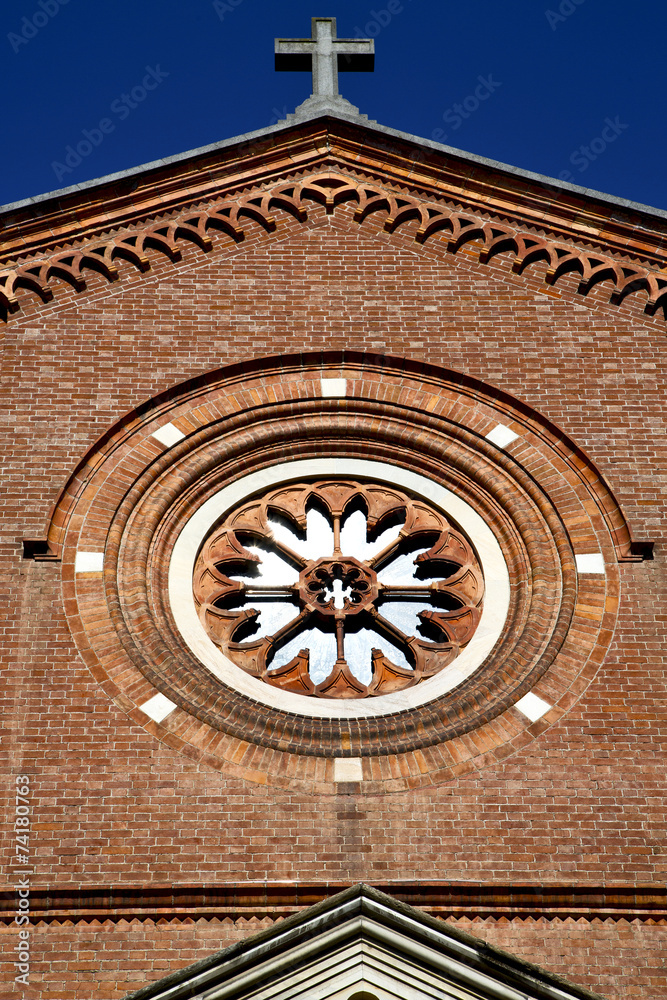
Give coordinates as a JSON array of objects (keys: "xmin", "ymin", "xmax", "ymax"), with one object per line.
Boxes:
[{"xmin": 275, "ymin": 17, "xmax": 374, "ymax": 98}]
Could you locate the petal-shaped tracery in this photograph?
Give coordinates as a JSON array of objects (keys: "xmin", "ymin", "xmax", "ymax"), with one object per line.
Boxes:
[{"xmin": 192, "ymin": 480, "xmax": 484, "ymax": 698}]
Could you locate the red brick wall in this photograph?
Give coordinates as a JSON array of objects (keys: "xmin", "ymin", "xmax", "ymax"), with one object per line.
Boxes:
[
  {"xmin": 458, "ymin": 917, "xmax": 667, "ymax": 1000},
  {"xmin": 1, "ymin": 915, "xmax": 665, "ymax": 1000},
  {"xmin": 2, "ymin": 202, "xmax": 666, "ymax": 998}
]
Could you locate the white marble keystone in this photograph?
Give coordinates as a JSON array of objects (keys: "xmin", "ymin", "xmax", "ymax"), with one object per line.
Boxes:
[
  {"xmin": 320, "ymin": 378, "xmax": 347, "ymax": 397},
  {"xmin": 515, "ymin": 692, "xmax": 552, "ymax": 722},
  {"xmin": 575, "ymin": 553, "xmax": 605, "ymax": 574},
  {"xmin": 139, "ymin": 693, "xmax": 177, "ymax": 723},
  {"xmin": 334, "ymin": 757, "xmax": 363, "ymax": 782},
  {"xmin": 485, "ymin": 423, "xmax": 519, "ymax": 449},
  {"xmin": 152, "ymin": 422, "xmax": 185, "ymax": 448},
  {"xmin": 75, "ymin": 551, "xmax": 104, "ymax": 573}
]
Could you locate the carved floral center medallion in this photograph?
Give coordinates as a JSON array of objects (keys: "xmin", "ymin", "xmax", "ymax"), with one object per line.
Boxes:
[
  {"xmin": 193, "ymin": 480, "xmax": 484, "ymax": 698},
  {"xmin": 298, "ymin": 557, "xmax": 379, "ymax": 616}
]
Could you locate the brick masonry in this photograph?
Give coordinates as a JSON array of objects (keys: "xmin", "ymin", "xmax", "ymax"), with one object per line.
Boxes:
[
  {"xmin": 1, "ymin": 120, "xmax": 666, "ymax": 998},
  {"xmin": 1, "ymin": 914, "xmax": 665, "ymax": 999}
]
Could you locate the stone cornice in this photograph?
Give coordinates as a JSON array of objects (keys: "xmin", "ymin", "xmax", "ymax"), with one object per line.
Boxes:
[
  {"xmin": 1, "ymin": 882, "xmax": 665, "ymax": 925},
  {"xmin": 2, "ymin": 120, "xmax": 667, "ymax": 321},
  {"xmin": 3, "ymin": 119, "xmax": 667, "ymax": 264}
]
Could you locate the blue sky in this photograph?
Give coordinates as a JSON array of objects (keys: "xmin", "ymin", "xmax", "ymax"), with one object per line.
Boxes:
[{"xmin": 1, "ymin": 0, "xmax": 665, "ymax": 210}]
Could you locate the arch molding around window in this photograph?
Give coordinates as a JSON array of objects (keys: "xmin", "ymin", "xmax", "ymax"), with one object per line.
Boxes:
[{"xmin": 45, "ymin": 352, "xmax": 632, "ymax": 791}]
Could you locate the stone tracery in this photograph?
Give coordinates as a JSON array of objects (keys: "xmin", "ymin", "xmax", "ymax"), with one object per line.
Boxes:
[{"xmin": 193, "ymin": 480, "xmax": 484, "ymax": 698}]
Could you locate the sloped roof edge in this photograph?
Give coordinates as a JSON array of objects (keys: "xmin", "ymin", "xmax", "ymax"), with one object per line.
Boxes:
[
  {"xmin": 122, "ymin": 883, "xmax": 605, "ymax": 1000},
  {"xmin": 2, "ymin": 104, "xmax": 666, "ymax": 225}
]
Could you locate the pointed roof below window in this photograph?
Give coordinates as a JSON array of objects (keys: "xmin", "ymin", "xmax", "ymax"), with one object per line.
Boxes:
[{"xmin": 123, "ymin": 883, "xmax": 604, "ymax": 1000}]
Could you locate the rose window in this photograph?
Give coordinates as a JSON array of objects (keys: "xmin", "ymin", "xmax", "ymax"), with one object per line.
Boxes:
[{"xmin": 193, "ymin": 480, "xmax": 484, "ymax": 699}]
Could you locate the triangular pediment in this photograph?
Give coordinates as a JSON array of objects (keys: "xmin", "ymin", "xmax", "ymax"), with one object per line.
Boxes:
[
  {"xmin": 123, "ymin": 885, "xmax": 603, "ymax": 1000},
  {"xmin": 2, "ymin": 115, "xmax": 667, "ymax": 323}
]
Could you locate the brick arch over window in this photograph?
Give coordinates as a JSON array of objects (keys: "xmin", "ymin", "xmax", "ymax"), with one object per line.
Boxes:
[
  {"xmin": 39, "ymin": 351, "xmax": 649, "ymax": 565},
  {"xmin": 30, "ymin": 351, "xmax": 651, "ymax": 792}
]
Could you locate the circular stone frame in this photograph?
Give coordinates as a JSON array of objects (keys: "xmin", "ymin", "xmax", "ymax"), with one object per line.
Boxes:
[
  {"xmin": 53, "ymin": 352, "xmax": 623, "ymax": 791},
  {"xmin": 168, "ymin": 460, "xmax": 510, "ymax": 718}
]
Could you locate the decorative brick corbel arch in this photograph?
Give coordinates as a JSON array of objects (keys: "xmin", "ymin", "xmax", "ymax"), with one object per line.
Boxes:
[
  {"xmin": 4, "ymin": 170, "xmax": 667, "ymax": 320},
  {"xmin": 30, "ymin": 352, "xmax": 651, "ymax": 792}
]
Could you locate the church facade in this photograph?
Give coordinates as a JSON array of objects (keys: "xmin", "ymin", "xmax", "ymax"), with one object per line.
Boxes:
[{"xmin": 1, "ymin": 18, "xmax": 665, "ymax": 999}]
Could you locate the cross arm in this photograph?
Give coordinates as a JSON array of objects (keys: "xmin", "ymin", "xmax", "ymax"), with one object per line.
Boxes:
[
  {"xmin": 334, "ymin": 40, "xmax": 374, "ymax": 73},
  {"xmin": 274, "ymin": 39, "xmax": 374, "ymax": 73},
  {"xmin": 275, "ymin": 19, "xmax": 374, "ymax": 99},
  {"xmin": 275, "ymin": 40, "xmax": 316, "ymax": 73},
  {"xmin": 275, "ymin": 44, "xmax": 312, "ymax": 73}
]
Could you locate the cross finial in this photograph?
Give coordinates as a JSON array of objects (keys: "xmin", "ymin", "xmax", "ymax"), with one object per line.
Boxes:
[{"xmin": 275, "ymin": 17, "xmax": 374, "ymax": 100}]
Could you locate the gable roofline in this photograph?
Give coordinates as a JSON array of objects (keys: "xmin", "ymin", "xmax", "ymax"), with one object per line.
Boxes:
[
  {"xmin": 3, "ymin": 111, "xmax": 667, "ymax": 322},
  {"xmin": 2, "ymin": 103, "xmax": 666, "ymax": 225},
  {"xmin": 123, "ymin": 883, "xmax": 605, "ymax": 1000}
]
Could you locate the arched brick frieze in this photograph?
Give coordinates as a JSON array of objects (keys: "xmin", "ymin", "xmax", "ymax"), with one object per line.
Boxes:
[
  {"xmin": 31, "ymin": 352, "xmax": 649, "ymax": 792},
  {"xmin": 3, "ymin": 168, "xmax": 667, "ymax": 321}
]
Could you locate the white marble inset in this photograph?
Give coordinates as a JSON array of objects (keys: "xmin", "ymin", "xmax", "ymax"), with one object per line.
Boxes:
[
  {"xmin": 152, "ymin": 422, "xmax": 185, "ymax": 448},
  {"xmin": 75, "ymin": 551, "xmax": 104, "ymax": 573},
  {"xmin": 515, "ymin": 692, "xmax": 552, "ymax": 722},
  {"xmin": 334, "ymin": 757, "xmax": 363, "ymax": 782},
  {"xmin": 139, "ymin": 693, "xmax": 177, "ymax": 723},
  {"xmin": 485, "ymin": 423, "xmax": 519, "ymax": 449},
  {"xmin": 320, "ymin": 378, "xmax": 347, "ymax": 397},
  {"xmin": 576, "ymin": 553, "xmax": 605, "ymax": 575},
  {"xmin": 168, "ymin": 459, "xmax": 510, "ymax": 719}
]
